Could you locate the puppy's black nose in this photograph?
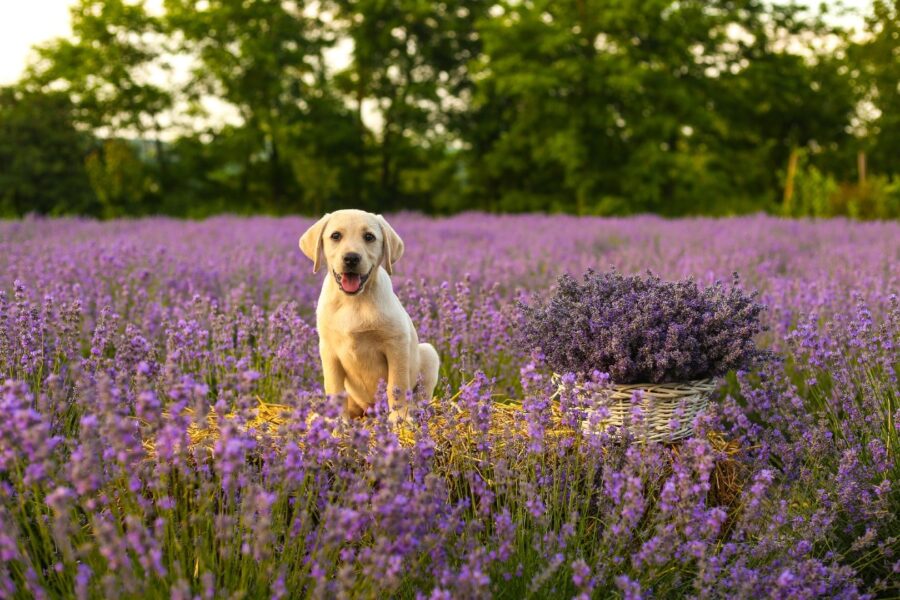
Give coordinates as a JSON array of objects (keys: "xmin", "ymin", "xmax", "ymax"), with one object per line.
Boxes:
[{"xmin": 343, "ymin": 253, "xmax": 361, "ymax": 268}]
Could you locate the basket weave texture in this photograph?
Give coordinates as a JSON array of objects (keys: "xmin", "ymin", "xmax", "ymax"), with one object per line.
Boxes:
[{"xmin": 553, "ymin": 375, "xmax": 717, "ymax": 443}]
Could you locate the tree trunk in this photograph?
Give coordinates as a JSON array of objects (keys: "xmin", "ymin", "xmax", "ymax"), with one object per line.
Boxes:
[
  {"xmin": 153, "ymin": 121, "xmax": 168, "ymax": 199},
  {"xmin": 857, "ymin": 150, "xmax": 867, "ymax": 186},
  {"xmin": 575, "ymin": 0, "xmax": 595, "ymax": 216},
  {"xmin": 269, "ymin": 135, "xmax": 283, "ymax": 212},
  {"xmin": 379, "ymin": 106, "xmax": 393, "ymax": 214},
  {"xmin": 379, "ymin": 132, "xmax": 390, "ymax": 213},
  {"xmin": 783, "ymin": 147, "xmax": 799, "ymax": 215},
  {"xmin": 356, "ymin": 72, "xmax": 367, "ymax": 209},
  {"xmin": 240, "ymin": 111, "xmax": 254, "ymax": 205}
]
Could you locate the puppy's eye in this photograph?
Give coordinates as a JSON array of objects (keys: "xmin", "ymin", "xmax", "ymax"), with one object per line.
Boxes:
[
  {"xmin": 363, "ymin": 232, "xmax": 376, "ymax": 243},
  {"xmin": 330, "ymin": 232, "xmax": 341, "ymax": 241}
]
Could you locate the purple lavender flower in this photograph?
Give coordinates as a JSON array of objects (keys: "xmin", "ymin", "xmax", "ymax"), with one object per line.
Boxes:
[
  {"xmin": 0, "ymin": 214, "xmax": 896, "ymax": 598},
  {"xmin": 518, "ymin": 269, "xmax": 773, "ymax": 382}
]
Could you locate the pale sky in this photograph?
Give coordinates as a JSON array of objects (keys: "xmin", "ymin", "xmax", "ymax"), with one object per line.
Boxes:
[{"xmin": 0, "ymin": 2, "xmax": 72, "ymax": 85}]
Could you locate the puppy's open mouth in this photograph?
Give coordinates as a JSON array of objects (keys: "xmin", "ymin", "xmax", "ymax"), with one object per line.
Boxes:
[{"xmin": 334, "ymin": 269, "xmax": 371, "ymax": 294}]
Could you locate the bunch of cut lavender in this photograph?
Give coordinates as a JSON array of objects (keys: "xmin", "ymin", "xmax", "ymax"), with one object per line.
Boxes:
[{"xmin": 518, "ymin": 269, "xmax": 772, "ymax": 383}]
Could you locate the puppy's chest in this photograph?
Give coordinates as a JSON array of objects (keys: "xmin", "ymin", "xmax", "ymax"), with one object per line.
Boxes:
[
  {"xmin": 322, "ymin": 304, "xmax": 385, "ymax": 333},
  {"xmin": 317, "ymin": 297, "xmax": 404, "ymax": 366},
  {"xmin": 320, "ymin": 308, "xmax": 389, "ymax": 350},
  {"xmin": 335, "ymin": 329, "xmax": 385, "ymax": 360}
]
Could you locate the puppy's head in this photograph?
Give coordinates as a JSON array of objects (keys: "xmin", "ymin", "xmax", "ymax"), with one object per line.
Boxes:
[{"xmin": 299, "ymin": 209, "xmax": 403, "ymax": 295}]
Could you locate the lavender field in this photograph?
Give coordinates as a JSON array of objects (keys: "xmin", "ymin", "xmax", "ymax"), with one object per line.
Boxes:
[{"xmin": 1, "ymin": 214, "xmax": 898, "ymax": 599}]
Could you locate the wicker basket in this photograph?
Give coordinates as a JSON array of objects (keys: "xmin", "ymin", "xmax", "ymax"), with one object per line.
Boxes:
[{"xmin": 552, "ymin": 374, "xmax": 716, "ymax": 443}]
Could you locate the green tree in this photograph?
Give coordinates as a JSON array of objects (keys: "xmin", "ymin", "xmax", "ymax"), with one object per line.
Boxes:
[
  {"xmin": 853, "ymin": 0, "xmax": 900, "ymax": 176},
  {"xmin": 712, "ymin": 3, "xmax": 857, "ymax": 212},
  {"xmin": 164, "ymin": 0, "xmax": 354, "ymax": 212},
  {"xmin": 0, "ymin": 87, "xmax": 96, "ymax": 216},
  {"xmin": 25, "ymin": 0, "xmax": 173, "ymax": 210},
  {"xmin": 2, "ymin": 0, "xmax": 882, "ymax": 218},
  {"xmin": 459, "ymin": 1, "xmax": 858, "ymax": 215},
  {"xmin": 85, "ymin": 139, "xmax": 155, "ymax": 218},
  {"xmin": 332, "ymin": 0, "xmax": 488, "ymax": 211},
  {"xmin": 459, "ymin": 0, "xmax": 765, "ymax": 214}
]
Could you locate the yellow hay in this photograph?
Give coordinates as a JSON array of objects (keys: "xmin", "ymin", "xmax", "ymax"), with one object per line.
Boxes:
[
  {"xmin": 145, "ymin": 395, "xmax": 740, "ymax": 462},
  {"xmin": 141, "ymin": 395, "xmax": 746, "ymax": 508},
  {"xmin": 144, "ymin": 396, "xmax": 573, "ymax": 456}
]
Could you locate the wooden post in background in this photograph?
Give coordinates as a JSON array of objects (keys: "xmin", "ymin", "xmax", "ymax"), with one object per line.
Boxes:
[
  {"xmin": 783, "ymin": 147, "xmax": 799, "ymax": 215},
  {"xmin": 857, "ymin": 150, "xmax": 867, "ymax": 187}
]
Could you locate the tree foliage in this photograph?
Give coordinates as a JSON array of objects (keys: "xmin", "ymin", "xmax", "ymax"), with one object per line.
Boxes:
[
  {"xmin": 1, "ymin": 0, "xmax": 897, "ymax": 219},
  {"xmin": 0, "ymin": 88, "xmax": 96, "ymax": 216},
  {"xmin": 853, "ymin": 0, "xmax": 900, "ymax": 176}
]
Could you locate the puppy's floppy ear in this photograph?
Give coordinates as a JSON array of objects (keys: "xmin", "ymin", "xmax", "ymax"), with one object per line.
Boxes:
[
  {"xmin": 299, "ymin": 213, "xmax": 331, "ymax": 274},
  {"xmin": 377, "ymin": 214, "xmax": 404, "ymax": 275}
]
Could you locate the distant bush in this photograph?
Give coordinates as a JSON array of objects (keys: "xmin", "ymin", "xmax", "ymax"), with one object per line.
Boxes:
[
  {"xmin": 786, "ymin": 160, "xmax": 839, "ymax": 218},
  {"xmin": 839, "ymin": 176, "xmax": 900, "ymax": 220},
  {"xmin": 784, "ymin": 152, "xmax": 899, "ymax": 220},
  {"xmin": 85, "ymin": 140, "xmax": 156, "ymax": 219}
]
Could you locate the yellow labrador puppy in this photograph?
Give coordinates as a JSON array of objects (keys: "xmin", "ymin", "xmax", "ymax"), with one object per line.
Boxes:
[{"xmin": 299, "ymin": 209, "xmax": 440, "ymax": 421}]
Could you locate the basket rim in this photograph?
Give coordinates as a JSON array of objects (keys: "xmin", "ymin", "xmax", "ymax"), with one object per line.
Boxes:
[{"xmin": 550, "ymin": 372, "xmax": 718, "ymax": 390}]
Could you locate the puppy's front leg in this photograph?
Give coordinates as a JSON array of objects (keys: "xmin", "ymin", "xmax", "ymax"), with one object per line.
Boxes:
[
  {"xmin": 320, "ymin": 343, "xmax": 355, "ymax": 416},
  {"xmin": 384, "ymin": 342, "xmax": 412, "ymax": 423}
]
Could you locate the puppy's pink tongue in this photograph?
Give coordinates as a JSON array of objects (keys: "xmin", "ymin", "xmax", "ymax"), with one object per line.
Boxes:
[{"xmin": 341, "ymin": 273, "xmax": 361, "ymax": 293}]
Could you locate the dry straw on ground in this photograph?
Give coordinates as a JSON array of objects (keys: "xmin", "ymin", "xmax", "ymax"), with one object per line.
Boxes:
[{"xmin": 143, "ymin": 393, "xmax": 746, "ymax": 512}]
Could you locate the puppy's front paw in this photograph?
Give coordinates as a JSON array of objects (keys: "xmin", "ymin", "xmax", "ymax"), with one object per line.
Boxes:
[{"xmin": 387, "ymin": 407, "xmax": 414, "ymax": 427}]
